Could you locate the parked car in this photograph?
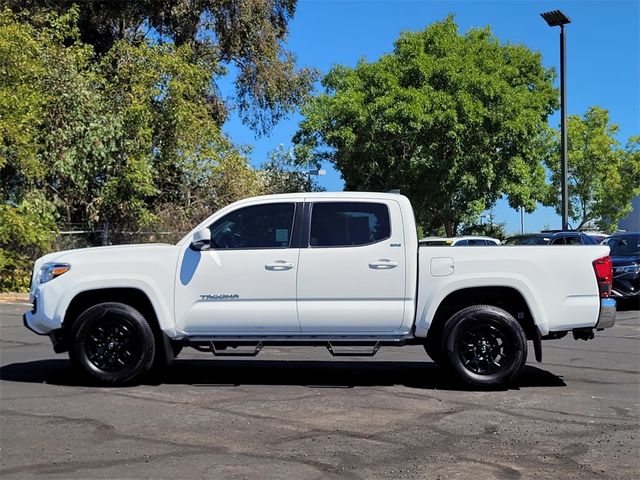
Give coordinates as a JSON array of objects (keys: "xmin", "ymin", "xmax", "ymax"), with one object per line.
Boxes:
[
  {"xmin": 583, "ymin": 232, "xmax": 610, "ymax": 244},
  {"xmin": 601, "ymin": 232, "xmax": 640, "ymax": 302},
  {"xmin": 503, "ymin": 231, "xmax": 598, "ymax": 245},
  {"xmin": 25, "ymin": 192, "xmax": 615, "ymax": 387},
  {"xmin": 420, "ymin": 235, "xmax": 500, "ymax": 246}
]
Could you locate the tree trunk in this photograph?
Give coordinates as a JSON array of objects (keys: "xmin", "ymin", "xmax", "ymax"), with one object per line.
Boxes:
[{"xmin": 443, "ymin": 218, "xmax": 456, "ymax": 237}]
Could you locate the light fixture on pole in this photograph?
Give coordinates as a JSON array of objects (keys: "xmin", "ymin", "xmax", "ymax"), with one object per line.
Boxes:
[
  {"xmin": 541, "ymin": 9, "xmax": 571, "ymax": 231},
  {"xmin": 305, "ymin": 159, "xmax": 326, "ymax": 191}
]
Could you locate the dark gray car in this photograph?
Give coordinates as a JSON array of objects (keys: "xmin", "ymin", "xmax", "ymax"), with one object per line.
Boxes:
[{"xmin": 503, "ymin": 231, "xmax": 598, "ymax": 245}]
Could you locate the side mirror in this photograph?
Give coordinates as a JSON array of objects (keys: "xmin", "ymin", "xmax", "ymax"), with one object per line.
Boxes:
[{"xmin": 190, "ymin": 228, "xmax": 211, "ymax": 251}]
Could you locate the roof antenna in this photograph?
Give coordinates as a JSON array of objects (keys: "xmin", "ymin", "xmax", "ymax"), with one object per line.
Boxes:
[{"xmin": 388, "ymin": 189, "xmax": 401, "ymax": 194}]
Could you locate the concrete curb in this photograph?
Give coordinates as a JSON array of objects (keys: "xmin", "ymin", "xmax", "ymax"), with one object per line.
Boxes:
[{"xmin": 0, "ymin": 293, "xmax": 30, "ymax": 304}]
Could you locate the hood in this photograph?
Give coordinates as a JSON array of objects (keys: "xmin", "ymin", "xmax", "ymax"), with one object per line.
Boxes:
[{"xmin": 31, "ymin": 244, "xmax": 172, "ymax": 285}]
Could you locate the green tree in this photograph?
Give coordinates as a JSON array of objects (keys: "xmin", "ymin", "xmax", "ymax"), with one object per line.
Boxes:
[
  {"xmin": 1, "ymin": 3, "xmax": 314, "ymax": 290},
  {"xmin": 544, "ymin": 107, "xmax": 640, "ymax": 231},
  {"xmin": 296, "ymin": 17, "xmax": 557, "ymax": 235},
  {"xmin": 2, "ymin": 0, "xmax": 316, "ymax": 223},
  {"xmin": 260, "ymin": 145, "xmax": 324, "ymax": 194},
  {"xmin": 6, "ymin": 0, "xmax": 316, "ymax": 135},
  {"xmin": 460, "ymin": 219, "xmax": 508, "ymax": 241},
  {"xmin": 0, "ymin": 8, "xmax": 81, "ymax": 289},
  {"xmin": 0, "ymin": 192, "xmax": 57, "ymax": 290},
  {"xmin": 153, "ymin": 148, "xmax": 265, "ymax": 241},
  {"xmin": 0, "ymin": 7, "xmax": 158, "ymax": 232}
]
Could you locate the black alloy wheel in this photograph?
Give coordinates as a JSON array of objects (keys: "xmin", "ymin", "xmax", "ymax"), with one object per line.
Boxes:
[
  {"xmin": 457, "ymin": 323, "xmax": 508, "ymax": 375},
  {"xmin": 441, "ymin": 304, "xmax": 527, "ymax": 387},
  {"xmin": 70, "ymin": 302, "xmax": 156, "ymax": 385},
  {"xmin": 85, "ymin": 320, "xmax": 140, "ymax": 372}
]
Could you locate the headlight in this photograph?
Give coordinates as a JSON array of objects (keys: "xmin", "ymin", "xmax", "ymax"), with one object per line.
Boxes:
[{"xmin": 38, "ymin": 263, "xmax": 71, "ymax": 284}]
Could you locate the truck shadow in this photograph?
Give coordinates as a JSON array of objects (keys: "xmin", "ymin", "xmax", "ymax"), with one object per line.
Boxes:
[
  {"xmin": 615, "ymin": 298, "xmax": 640, "ymax": 311},
  {"xmin": 0, "ymin": 358, "xmax": 566, "ymax": 391}
]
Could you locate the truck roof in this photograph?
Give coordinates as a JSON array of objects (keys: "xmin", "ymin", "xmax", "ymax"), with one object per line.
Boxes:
[
  {"xmin": 239, "ymin": 191, "xmax": 407, "ymax": 202},
  {"xmin": 178, "ymin": 191, "xmax": 413, "ymax": 246}
]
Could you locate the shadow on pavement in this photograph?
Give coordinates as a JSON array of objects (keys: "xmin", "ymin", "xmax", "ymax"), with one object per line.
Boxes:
[
  {"xmin": 615, "ymin": 298, "xmax": 640, "ymax": 311},
  {"xmin": 0, "ymin": 358, "xmax": 566, "ymax": 391}
]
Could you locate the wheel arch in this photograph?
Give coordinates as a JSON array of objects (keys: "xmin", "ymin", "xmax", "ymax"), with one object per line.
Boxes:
[
  {"xmin": 59, "ymin": 287, "xmax": 177, "ymax": 359},
  {"xmin": 64, "ymin": 288, "xmax": 159, "ymax": 334},
  {"xmin": 425, "ymin": 286, "xmax": 538, "ymax": 347}
]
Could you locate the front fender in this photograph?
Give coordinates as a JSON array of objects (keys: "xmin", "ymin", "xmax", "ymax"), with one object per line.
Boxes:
[{"xmin": 53, "ymin": 275, "xmax": 181, "ymax": 337}]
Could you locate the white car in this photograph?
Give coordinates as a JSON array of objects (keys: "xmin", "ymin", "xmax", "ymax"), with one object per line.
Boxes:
[
  {"xmin": 420, "ymin": 235, "xmax": 500, "ymax": 246},
  {"xmin": 25, "ymin": 192, "xmax": 616, "ymax": 387}
]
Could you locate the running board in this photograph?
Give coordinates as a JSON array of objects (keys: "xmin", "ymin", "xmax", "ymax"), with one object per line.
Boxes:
[
  {"xmin": 210, "ymin": 341, "xmax": 263, "ymax": 356},
  {"xmin": 183, "ymin": 335, "xmax": 414, "ymax": 357},
  {"xmin": 186, "ymin": 335, "xmax": 411, "ymax": 346},
  {"xmin": 327, "ymin": 341, "xmax": 380, "ymax": 356}
]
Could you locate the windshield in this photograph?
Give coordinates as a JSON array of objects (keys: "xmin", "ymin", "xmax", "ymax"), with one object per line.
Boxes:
[
  {"xmin": 503, "ymin": 236, "xmax": 550, "ymax": 245},
  {"xmin": 604, "ymin": 235, "xmax": 640, "ymax": 255}
]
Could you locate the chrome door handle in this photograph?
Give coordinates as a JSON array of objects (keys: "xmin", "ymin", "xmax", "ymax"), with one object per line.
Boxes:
[
  {"xmin": 368, "ymin": 259, "xmax": 398, "ymax": 269},
  {"xmin": 265, "ymin": 261, "xmax": 295, "ymax": 271}
]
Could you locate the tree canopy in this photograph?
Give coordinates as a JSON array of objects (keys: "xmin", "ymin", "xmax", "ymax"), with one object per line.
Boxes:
[
  {"xmin": 296, "ymin": 17, "xmax": 558, "ymax": 235},
  {"xmin": 544, "ymin": 106, "xmax": 640, "ymax": 231},
  {"xmin": 4, "ymin": 0, "xmax": 316, "ymax": 134},
  {"xmin": 0, "ymin": 2, "xmax": 314, "ymax": 290},
  {"xmin": 2, "ymin": 6, "xmax": 637, "ymax": 291}
]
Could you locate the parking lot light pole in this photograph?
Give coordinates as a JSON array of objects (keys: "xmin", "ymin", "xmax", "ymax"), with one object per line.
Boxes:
[
  {"xmin": 305, "ymin": 158, "xmax": 326, "ymax": 191},
  {"xmin": 541, "ymin": 10, "xmax": 571, "ymax": 231}
]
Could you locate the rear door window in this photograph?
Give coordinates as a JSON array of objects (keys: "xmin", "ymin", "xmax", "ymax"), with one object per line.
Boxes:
[{"xmin": 310, "ymin": 202, "xmax": 391, "ymax": 247}]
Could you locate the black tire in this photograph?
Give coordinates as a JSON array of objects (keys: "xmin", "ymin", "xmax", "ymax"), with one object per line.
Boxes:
[
  {"xmin": 441, "ymin": 305, "xmax": 527, "ymax": 388},
  {"xmin": 69, "ymin": 302, "xmax": 156, "ymax": 385}
]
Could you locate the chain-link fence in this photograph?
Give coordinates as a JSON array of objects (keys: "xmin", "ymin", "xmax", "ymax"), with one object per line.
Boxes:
[
  {"xmin": 1, "ymin": 223, "xmax": 187, "ymax": 292},
  {"xmin": 52, "ymin": 223, "xmax": 184, "ymax": 252}
]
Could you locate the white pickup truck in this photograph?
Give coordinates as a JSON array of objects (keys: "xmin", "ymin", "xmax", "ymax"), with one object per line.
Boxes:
[{"xmin": 24, "ymin": 192, "xmax": 616, "ymax": 387}]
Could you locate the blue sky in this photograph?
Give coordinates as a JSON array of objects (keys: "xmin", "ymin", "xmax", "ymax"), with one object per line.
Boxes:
[{"xmin": 220, "ymin": 0, "xmax": 640, "ymax": 235}]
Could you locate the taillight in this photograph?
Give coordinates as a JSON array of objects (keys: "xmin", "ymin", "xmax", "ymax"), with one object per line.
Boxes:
[{"xmin": 592, "ymin": 255, "xmax": 612, "ymax": 298}]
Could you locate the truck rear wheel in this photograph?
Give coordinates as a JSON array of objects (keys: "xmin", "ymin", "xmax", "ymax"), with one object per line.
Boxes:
[
  {"xmin": 441, "ymin": 305, "xmax": 527, "ymax": 388},
  {"xmin": 69, "ymin": 302, "xmax": 156, "ymax": 385}
]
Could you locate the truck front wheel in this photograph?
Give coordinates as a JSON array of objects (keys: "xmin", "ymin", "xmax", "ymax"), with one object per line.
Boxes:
[
  {"xmin": 69, "ymin": 302, "xmax": 156, "ymax": 385},
  {"xmin": 442, "ymin": 305, "xmax": 527, "ymax": 388}
]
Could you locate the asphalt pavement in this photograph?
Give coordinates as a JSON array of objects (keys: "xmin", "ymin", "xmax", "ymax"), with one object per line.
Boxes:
[{"xmin": 1, "ymin": 301, "xmax": 638, "ymax": 479}]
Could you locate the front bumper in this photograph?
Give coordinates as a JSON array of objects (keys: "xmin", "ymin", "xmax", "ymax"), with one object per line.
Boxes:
[
  {"xmin": 23, "ymin": 284, "xmax": 64, "ymax": 335},
  {"xmin": 23, "ymin": 312, "xmax": 44, "ymax": 335},
  {"xmin": 596, "ymin": 298, "xmax": 616, "ymax": 329},
  {"xmin": 23, "ymin": 313, "xmax": 67, "ymax": 352}
]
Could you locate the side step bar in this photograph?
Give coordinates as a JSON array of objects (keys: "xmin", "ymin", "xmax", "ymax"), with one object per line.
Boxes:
[
  {"xmin": 184, "ymin": 335, "xmax": 415, "ymax": 357},
  {"xmin": 186, "ymin": 335, "xmax": 411, "ymax": 344},
  {"xmin": 327, "ymin": 342, "xmax": 380, "ymax": 357},
  {"xmin": 211, "ymin": 341, "xmax": 263, "ymax": 356}
]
